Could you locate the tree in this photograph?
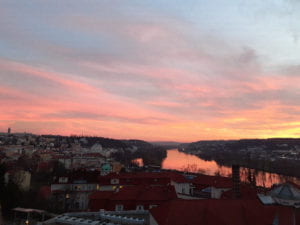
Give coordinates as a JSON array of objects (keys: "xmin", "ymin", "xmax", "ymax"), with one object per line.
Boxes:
[
  {"xmin": 52, "ymin": 160, "xmax": 66, "ymax": 176},
  {"xmin": 0, "ymin": 164, "xmax": 5, "ymax": 192},
  {"xmin": 0, "ymin": 163, "xmax": 23, "ymax": 217},
  {"xmin": 2, "ymin": 180, "xmax": 22, "ymax": 212},
  {"xmin": 0, "ymin": 164, "xmax": 6, "ymax": 205}
]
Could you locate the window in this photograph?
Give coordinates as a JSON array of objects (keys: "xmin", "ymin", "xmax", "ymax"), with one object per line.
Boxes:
[
  {"xmin": 115, "ymin": 204, "xmax": 123, "ymax": 211},
  {"xmin": 136, "ymin": 205, "xmax": 144, "ymax": 211},
  {"xmin": 59, "ymin": 177, "xmax": 68, "ymax": 183},
  {"xmin": 74, "ymin": 185, "xmax": 81, "ymax": 190},
  {"xmin": 111, "ymin": 179, "xmax": 119, "ymax": 184},
  {"xmin": 149, "ymin": 205, "xmax": 158, "ymax": 209}
]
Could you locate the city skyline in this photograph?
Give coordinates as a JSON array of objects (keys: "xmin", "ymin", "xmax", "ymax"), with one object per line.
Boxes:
[{"xmin": 1, "ymin": 0, "xmax": 300, "ymax": 142}]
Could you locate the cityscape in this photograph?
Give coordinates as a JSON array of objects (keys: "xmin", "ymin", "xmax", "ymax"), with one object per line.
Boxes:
[
  {"xmin": 0, "ymin": 129, "xmax": 299, "ymax": 224},
  {"xmin": 1, "ymin": 0, "xmax": 300, "ymax": 225}
]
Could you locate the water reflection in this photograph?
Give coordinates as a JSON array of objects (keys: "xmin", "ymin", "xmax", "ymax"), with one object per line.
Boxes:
[
  {"xmin": 132, "ymin": 158, "xmax": 143, "ymax": 167},
  {"xmin": 161, "ymin": 149, "xmax": 300, "ymax": 188},
  {"xmin": 161, "ymin": 149, "xmax": 231, "ymax": 176}
]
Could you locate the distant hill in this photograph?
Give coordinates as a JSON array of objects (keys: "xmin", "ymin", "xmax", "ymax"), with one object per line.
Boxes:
[
  {"xmin": 121, "ymin": 139, "xmax": 153, "ymax": 149},
  {"xmin": 182, "ymin": 138, "xmax": 300, "ymax": 177},
  {"xmin": 185, "ymin": 138, "xmax": 300, "ymax": 151},
  {"xmin": 39, "ymin": 135, "xmax": 149, "ymax": 149},
  {"xmin": 151, "ymin": 141, "xmax": 185, "ymax": 149}
]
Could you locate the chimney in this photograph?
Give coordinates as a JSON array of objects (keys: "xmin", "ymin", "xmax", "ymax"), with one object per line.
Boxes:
[
  {"xmin": 114, "ymin": 186, "xmax": 120, "ymax": 193},
  {"xmin": 232, "ymin": 164, "xmax": 241, "ymax": 198}
]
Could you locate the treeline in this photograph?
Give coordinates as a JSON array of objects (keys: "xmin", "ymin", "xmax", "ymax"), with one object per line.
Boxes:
[
  {"xmin": 184, "ymin": 138, "xmax": 300, "ymax": 178},
  {"xmin": 0, "ymin": 164, "xmax": 22, "ymax": 216},
  {"xmin": 40, "ymin": 135, "xmax": 128, "ymax": 148},
  {"xmin": 197, "ymin": 151, "xmax": 300, "ymax": 178},
  {"xmin": 112, "ymin": 145, "xmax": 167, "ymax": 167},
  {"xmin": 186, "ymin": 138, "xmax": 300, "ymax": 152}
]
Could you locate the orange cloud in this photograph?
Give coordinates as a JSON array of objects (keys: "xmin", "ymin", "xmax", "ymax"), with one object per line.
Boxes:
[
  {"xmin": 1, "ymin": 9, "xmax": 300, "ymax": 142},
  {"xmin": 1, "ymin": 55, "xmax": 300, "ymax": 142}
]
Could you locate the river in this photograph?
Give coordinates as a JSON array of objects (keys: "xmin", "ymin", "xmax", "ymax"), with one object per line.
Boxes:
[{"xmin": 158, "ymin": 149, "xmax": 300, "ymax": 187}]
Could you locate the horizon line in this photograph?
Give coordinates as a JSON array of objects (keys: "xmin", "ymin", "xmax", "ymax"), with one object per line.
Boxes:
[{"xmin": 1, "ymin": 130, "xmax": 299, "ymax": 144}]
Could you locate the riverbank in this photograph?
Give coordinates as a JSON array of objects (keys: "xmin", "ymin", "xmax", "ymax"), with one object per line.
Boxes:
[{"xmin": 161, "ymin": 149, "xmax": 300, "ymax": 188}]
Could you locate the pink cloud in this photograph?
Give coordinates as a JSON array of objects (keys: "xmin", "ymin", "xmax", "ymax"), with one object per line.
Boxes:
[{"xmin": 1, "ymin": 9, "xmax": 300, "ymax": 142}]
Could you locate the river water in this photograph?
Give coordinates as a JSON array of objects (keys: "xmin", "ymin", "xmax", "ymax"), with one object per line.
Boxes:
[{"xmin": 160, "ymin": 149, "xmax": 300, "ymax": 188}]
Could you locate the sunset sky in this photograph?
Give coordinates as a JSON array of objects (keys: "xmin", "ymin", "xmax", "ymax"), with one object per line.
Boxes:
[{"xmin": 1, "ymin": 0, "xmax": 300, "ymax": 142}]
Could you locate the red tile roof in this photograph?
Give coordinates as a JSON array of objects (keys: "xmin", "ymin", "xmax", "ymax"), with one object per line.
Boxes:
[
  {"xmin": 272, "ymin": 205, "xmax": 300, "ymax": 225},
  {"xmin": 192, "ymin": 174, "xmax": 232, "ymax": 189},
  {"xmin": 37, "ymin": 162, "xmax": 52, "ymax": 171},
  {"xmin": 53, "ymin": 169, "xmax": 100, "ymax": 184},
  {"xmin": 89, "ymin": 191, "xmax": 114, "ymax": 211},
  {"xmin": 38, "ymin": 186, "xmax": 51, "ymax": 199},
  {"xmin": 93, "ymin": 185, "xmax": 177, "ymax": 201},
  {"xmin": 150, "ymin": 199, "xmax": 292, "ymax": 225},
  {"xmin": 138, "ymin": 185, "xmax": 177, "ymax": 201},
  {"xmin": 111, "ymin": 186, "xmax": 142, "ymax": 201},
  {"xmin": 98, "ymin": 171, "xmax": 189, "ymax": 186},
  {"xmin": 89, "ymin": 191, "xmax": 114, "ymax": 200},
  {"xmin": 221, "ymin": 184, "xmax": 258, "ymax": 200},
  {"xmin": 89, "ymin": 185, "xmax": 177, "ymax": 211}
]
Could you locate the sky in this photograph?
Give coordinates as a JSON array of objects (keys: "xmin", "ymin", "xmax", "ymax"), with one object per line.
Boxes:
[{"xmin": 1, "ymin": 0, "xmax": 300, "ymax": 142}]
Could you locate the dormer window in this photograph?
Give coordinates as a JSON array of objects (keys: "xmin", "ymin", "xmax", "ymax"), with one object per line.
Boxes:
[
  {"xmin": 111, "ymin": 179, "xmax": 119, "ymax": 184},
  {"xmin": 59, "ymin": 177, "xmax": 68, "ymax": 183},
  {"xmin": 74, "ymin": 185, "xmax": 81, "ymax": 190},
  {"xmin": 115, "ymin": 204, "xmax": 123, "ymax": 211},
  {"xmin": 136, "ymin": 205, "xmax": 144, "ymax": 211}
]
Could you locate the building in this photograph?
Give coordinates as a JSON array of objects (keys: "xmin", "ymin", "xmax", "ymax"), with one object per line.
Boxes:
[
  {"xmin": 42, "ymin": 211, "xmax": 149, "ymax": 225},
  {"xmin": 191, "ymin": 174, "xmax": 232, "ymax": 198},
  {"xmin": 258, "ymin": 182, "xmax": 300, "ymax": 208},
  {"xmin": 97, "ymin": 172, "xmax": 191, "ymax": 195},
  {"xmin": 89, "ymin": 185, "xmax": 177, "ymax": 211},
  {"xmin": 51, "ymin": 170, "xmax": 100, "ymax": 211},
  {"xmin": 149, "ymin": 199, "xmax": 297, "ymax": 225},
  {"xmin": 5, "ymin": 169, "xmax": 31, "ymax": 191}
]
